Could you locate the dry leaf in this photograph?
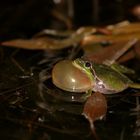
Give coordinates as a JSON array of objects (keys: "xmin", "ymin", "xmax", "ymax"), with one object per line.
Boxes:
[
  {"xmin": 2, "ymin": 27, "xmax": 96, "ymax": 50},
  {"xmin": 83, "ymin": 92, "xmax": 107, "ymax": 139},
  {"xmin": 1, "ymin": 37, "xmax": 72, "ymax": 50},
  {"xmin": 84, "ymin": 39, "xmax": 139, "ymax": 64},
  {"xmin": 82, "ymin": 32, "xmax": 140, "ymax": 46}
]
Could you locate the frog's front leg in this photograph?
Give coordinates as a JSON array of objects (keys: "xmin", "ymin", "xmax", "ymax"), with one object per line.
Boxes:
[{"xmin": 81, "ymin": 89, "xmax": 93, "ymax": 101}]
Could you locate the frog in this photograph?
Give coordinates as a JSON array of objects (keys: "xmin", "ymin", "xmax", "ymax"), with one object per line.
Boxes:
[
  {"xmin": 52, "ymin": 58, "xmax": 140, "ymax": 98},
  {"xmin": 73, "ymin": 58, "xmax": 140, "ymax": 94}
]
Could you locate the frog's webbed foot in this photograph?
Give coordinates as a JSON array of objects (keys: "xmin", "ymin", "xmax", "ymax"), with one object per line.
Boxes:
[{"xmin": 128, "ymin": 83, "xmax": 140, "ymax": 89}]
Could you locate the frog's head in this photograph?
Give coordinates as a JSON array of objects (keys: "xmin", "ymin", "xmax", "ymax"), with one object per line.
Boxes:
[{"xmin": 72, "ymin": 58, "xmax": 94, "ymax": 82}]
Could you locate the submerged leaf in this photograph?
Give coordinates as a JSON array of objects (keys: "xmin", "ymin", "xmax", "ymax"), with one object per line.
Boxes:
[{"xmin": 83, "ymin": 92, "xmax": 107, "ymax": 139}]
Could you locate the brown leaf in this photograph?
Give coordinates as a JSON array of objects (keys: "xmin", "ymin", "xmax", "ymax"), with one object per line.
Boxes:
[
  {"xmin": 2, "ymin": 27, "xmax": 96, "ymax": 50},
  {"xmin": 84, "ymin": 40, "xmax": 139, "ymax": 64},
  {"xmin": 83, "ymin": 92, "xmax": 107, "ymax": 139},
  {"xmin": 82, "ymin": 32, "xmax": 140, "ymax": 46},
  {"xmin": 83, "ymin": 92, "xmax": 107, "ymax": 123},
  {"xmin": 1, "ymin": 38, "xmax": 72, "ymax": 50},
  {"xmin": 110, "ymin": 22, "xmax": 140, "ymax": 35}
]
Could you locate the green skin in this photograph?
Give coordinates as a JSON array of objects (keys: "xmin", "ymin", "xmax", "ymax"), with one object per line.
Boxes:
[{"xmin": 73, "ymin": 58, "xmax": 140, "ymax": 94}]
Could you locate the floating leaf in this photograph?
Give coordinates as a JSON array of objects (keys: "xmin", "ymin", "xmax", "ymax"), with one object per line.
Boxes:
[
  {"xmin": 82, "ymin": 22, "xmax": 140, "ymax": 46},
  {"xmin": 83, "ymin": 92, "xmax": 107, "ymax": 139},
  {"xmin": 2, "ymin": 27, "xmax": 96, "ymax": 50},
  {"xmin": 108, "ymin": 22, "xmax": 140, "ymax": 35},
  {"xmin": 84, "ymin": 39, "xmax": 139, "ymax": 64},
  {"xmin": 2, "ymin": 37, "xmax": 71, "ymax": 50}
]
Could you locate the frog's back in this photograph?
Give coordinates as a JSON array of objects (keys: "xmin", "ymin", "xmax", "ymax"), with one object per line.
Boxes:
[{"xmin": 92, "ymin": 63, "xmax": 132, "ymax": 94}]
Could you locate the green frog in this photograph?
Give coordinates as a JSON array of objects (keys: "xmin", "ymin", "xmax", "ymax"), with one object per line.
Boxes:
[
  {"xmin": 73, "ymin": 58, "xmax": 140, "ymax": 94},
  {"xmin": 52, "ymin": 58, "xmax": 140, "ymax": 96}
]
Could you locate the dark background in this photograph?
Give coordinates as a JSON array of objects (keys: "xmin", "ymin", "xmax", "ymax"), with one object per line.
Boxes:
[
  {"xmin": 0, "ymin": 1, "xmax": 140, "ymax": 140},
  {"xmin": 0, "ymin": 0, "xmax": 140, "ymax": 39}
]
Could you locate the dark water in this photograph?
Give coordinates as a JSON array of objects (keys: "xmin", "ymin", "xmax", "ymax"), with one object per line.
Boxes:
[
  {"xmin": 0, "ymin": 1, "xmax": 140, "ymax": 139},
  {"xmin": 0, "ymin": 46, "xmax": 140, "ymax": 140}
]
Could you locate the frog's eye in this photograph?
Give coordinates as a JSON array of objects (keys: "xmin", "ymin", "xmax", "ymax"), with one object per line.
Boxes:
[{"xmin": 85, "ymin": 61, "xmax": 91, "ymax": 68}]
